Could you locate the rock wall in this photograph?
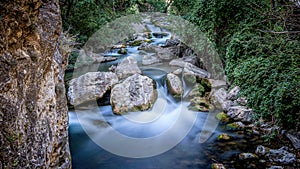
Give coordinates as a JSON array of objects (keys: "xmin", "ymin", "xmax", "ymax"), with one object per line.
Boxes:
[{"xmin": 0, "ymin": 0, "xmax": 71, "ymax": 168}]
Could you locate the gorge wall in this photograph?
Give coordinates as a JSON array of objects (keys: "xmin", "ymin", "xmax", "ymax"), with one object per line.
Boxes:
[{"xmin": 0, "ymin": 0, "xmax": 71, "ymax": 168}]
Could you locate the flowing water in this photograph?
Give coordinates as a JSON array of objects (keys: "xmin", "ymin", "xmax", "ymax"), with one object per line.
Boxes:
[{"xmin": 68, "ymin": 23, "xmax": 263, "ymax": 169}]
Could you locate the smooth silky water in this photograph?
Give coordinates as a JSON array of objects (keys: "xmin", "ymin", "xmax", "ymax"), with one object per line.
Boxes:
[{"xmin": 68, "ymin": 24, "xmax": 257, "ymax": 169}]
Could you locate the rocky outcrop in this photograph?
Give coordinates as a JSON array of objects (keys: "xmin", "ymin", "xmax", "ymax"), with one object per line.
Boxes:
[
  {"xmin": 227, "ymin": 106, "xmax": 253, "ymax": 123},
  {"xmin": 166, "ymin": 73, "xmax": 183, "ymax": 96},
  {"xmin": 115, "ymin": 56, "xmax": 141, "ymax": 79},
  {"xmin": 110, "ymin": 74, "xmax": 157, "ymax": 114},
  {"xmin": 211, "ymin": 88, "xmax": 234, "ymax": 111},
  {"xmin": 68, "ymin": 72, "xmax": 118, "ymax": 106},
  {"xmin": 0, "ymin": 0, "xmax": 71, "ymax": 168}
]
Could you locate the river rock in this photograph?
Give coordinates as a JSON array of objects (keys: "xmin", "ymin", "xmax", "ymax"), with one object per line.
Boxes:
[
  {"xmin": 110, "ymin": 74, "xmax": 157, "ymax": 114},
  {"xmin": 227, "ymin": 106, "xmax": 253, "ymax": 123},
  {"xmin": 142, "ymin": 53, "xmax": 161, "ymax": 65},
  {"xmin": 255, "ymin": 145, "xmax": 296, "ymax": 164},
  {"xmin": 68, "ymin": 72, "xmax": 118, "ymax": 106},
  {"xmin": 115, "ymin": 56, "xmax": 142, "ymax": 79},
  {"xmin": 226, "ymin": 122, "xmax": 245, "ymax": 131},
  {"xmin": 152, "ymin": 32, "xmax": 169, "ymax": 38},
  {"xmin": 227, "ymin": 86, "xmax": 240, "ymax": 100},
  {"xmin": 236, "ymin": 97, "xmax": 247, "ymax": 106},
  {"xmin": 216, "ymin": 112, "xmax": 230, "ymax": 122},
  {"xmin": 211, "ymin": 163, "xmax": 226, "ymax": 169},
  {"xmin": 166, "ymin": 73, "xmax": 183, "ymax": 97},
  {"xmin": 211, "ymin": 88, "xmax": 234, "ymax": 111},
  {"xmin": 164, "ymin": 38, "xmax": 180, "ymax": 47},
  {"xmin": 189, "ymin": 97, "xmax": 214, "ymax": 112},
  {"xmin": 285, "ymin": 131, "xmax": 300, "ymax": 149},
  {"xmin": 239, "ymin": 153, "xmax": 258, "ymax": 160},
  {"xmin": 170, "ymin": 58, "xmax": 210, "ymax": 78},
  {"xmin": 217, "ymin": 133, "xmax": 231, "ymax": 141}
]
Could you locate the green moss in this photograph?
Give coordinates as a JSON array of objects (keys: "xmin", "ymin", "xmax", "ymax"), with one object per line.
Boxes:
[
  {"xmin": 129, "ymin": 40, "xmax": 143, "ymax": 46},
  {"xmin": 217, "ymin": 133, "xmax": 230, "ymax": 141},
  {"xmin": 216, "ymin": 112, "xmax": 229, "ymax": 122}
]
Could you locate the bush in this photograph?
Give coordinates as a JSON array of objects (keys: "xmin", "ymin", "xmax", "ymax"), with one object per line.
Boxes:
[{"xmin": 227, "ymin": 29, "xmax": 300, "ymax": 128}]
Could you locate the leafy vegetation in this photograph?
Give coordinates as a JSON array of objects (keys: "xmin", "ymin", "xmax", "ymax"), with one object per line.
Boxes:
[{"xmin": 171, "ymin": 0, "xmax": 300, "ymax": 128}]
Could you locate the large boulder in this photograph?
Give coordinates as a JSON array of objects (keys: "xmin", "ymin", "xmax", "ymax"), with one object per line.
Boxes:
[
  {"xmin": 68, "ymin": 72, "xmax": 118, "ymax": 106},
  {"xmin": 115, "ymin": 56, "xmax": 142, "ymax": 79},
  {"xmin": 166, "ymin": 73, "xmax": 183, "ymax": 97},
  {"xmin": 170, "ymin": 58, "xmax": 210, "ymax": 78},
  {"xmin": 110, "ymin": 74, "xmax": 157, "ymax": 114}
]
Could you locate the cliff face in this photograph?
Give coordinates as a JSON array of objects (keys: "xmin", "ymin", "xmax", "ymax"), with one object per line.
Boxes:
[{"xmin": 0, "ymin": 0, "xmax": 71, "ymax": 168}]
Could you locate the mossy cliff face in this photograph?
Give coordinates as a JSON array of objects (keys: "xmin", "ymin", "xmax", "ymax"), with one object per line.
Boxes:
[{"xmin": 0, "ymin": 0, "xmax": 71, "ymax": 168}]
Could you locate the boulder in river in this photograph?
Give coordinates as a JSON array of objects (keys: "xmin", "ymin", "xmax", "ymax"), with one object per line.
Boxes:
[
  {"xmin": 110, "ymin": 74, "xmax": 157, "ymax": 114},
  {"xmin": 170, "ymin": 58, "xmax": 210, "ymax": 78},
  {"xmin": 115, "ymin": 56, "xmax": 142, "ymax": 79},
  {"xmin": 68, "ymin": 72, "xmax": 118, "ymax": 106},
  {"xmin": 166, "ymin": 73, "xmax": 183, "ymax": 97},
  {"xmin": 142, "ymin": 53, "xmax": 161, "ymax": 65}
]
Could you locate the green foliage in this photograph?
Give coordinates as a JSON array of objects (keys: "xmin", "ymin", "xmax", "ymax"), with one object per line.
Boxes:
[{"xmin": 227, "ymin": 29, "xmax": 300, "ymax": 128}]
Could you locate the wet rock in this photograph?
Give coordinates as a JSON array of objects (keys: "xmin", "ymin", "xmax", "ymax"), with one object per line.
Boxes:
[
  {"xmin": 170, "ymin": 59, "xmax": 211, "ymax": 78},
  {"xmin": 256, "ymin": 145, "xmax": 296, "ymax": 164},
  {"xmin": 216, "ymin": 112, "xmax": 230, "ymax": 123},
  {"xmin": 239, "ymin": 153, "xmax": 258, "ymax": 160},
  {"xmin": 164, "ymin": 38, "xmax": 180, "ymax": 47},
  {"xmin": 189, "ymin": 97, "xmax": 213, "ymax": 112},
  {"xmin": 211, "ymin": 88, "xmax": 234, "ymax": 111},
  {"xmin": 142, "ymin": 53, "xmax": 161, "ymax": 65},
  {"xmin": 268, "ymin": 166, "xmax": 283, "ymax": 169},
  {"xmin": 267, "ymin": 146, "xmax": 296, "ymax": 164},
  {"xmin": 256, "ymin": 145, "xmax": 270, "ymax": 156},
  {"xmin": 217, "ymin": 133, "xmax": 231, "ymax": 141},
  {"xmin": 285, "ymin": 131, "xmax": 300, "ymax": 149},
  {"xmin": 226, "ymin": 122, "xmax": 245, "ymax": 131},
  {"xmin": 115, "ymin": 56, "xmax": 142, "ymax": 79},
  {"xmin": 152, "ymin": 32, "xmax": 169, "ymax": 38},
  {"xmin": 117, "ymin": 48, "xmax": 127, "ymax": 54},
  {"xmin": 110, "ymin": 74, "xmax": 157, "ymax": 114},
  {"xmin": 109, "ymin": 65, "xmax": 117, "ymax": 72},
  {"xmin": 166, "ymin": 73, "xmax": 183, "ymax": 97},
  {"xmin": 227, "ymin": 106, "xmax": 253, "ymax": 123},
  {"xmin": 211, "ymin": 163, "xmax": 226, "ymax": 169},
  {"xmin": 227, "ymin": 86, "xmax": 240, "ymax": 100},
  {"xmin": 139, "ymin": 44, "xmax": 178, "ymax": 60},
  {"xmin": 236, "ymin": 97, "xmax": 247, "ymax": 106},
  {"xmin": 68, "ymin": 72, "xmax": 118, "ymax": 106},
  {"xmin": 187, "ymin": 84, "xmax": 206, "ymax": 98}
]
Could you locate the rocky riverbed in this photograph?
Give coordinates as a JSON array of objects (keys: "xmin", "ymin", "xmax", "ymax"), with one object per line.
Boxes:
[{"xmin": 66, "ymin": 14, "xmax": 299, "ymax": 169}]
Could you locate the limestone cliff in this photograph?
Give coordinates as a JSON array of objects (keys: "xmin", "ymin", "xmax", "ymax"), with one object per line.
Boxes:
[{"xmin": 0, "ymin": 0, "xmax": 71, "ymax": 168}]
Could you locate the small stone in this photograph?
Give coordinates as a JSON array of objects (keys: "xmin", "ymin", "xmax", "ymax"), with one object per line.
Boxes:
[
  {"xmin": 217, "ymin": 133, "xmax": 231, "ymax": 141},
  {"xmin": 255, "ymin": 145, "xmax": 270, "ymax": 156},
  {"xmin": 211, "ymin": 163, "xmax": 226, "ymax": 169},
  {"xmin": 239, "ymin": 153, "xmax": 258, "ymax": 160}
]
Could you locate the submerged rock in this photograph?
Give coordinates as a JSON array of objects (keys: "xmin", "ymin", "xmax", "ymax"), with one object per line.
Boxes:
[
  {"xmin": 115, "ymin": 56, "xmax": 142, "ymax": 79},
  {"xmin": 110, "ymin": 74, "xmax": 157, "ymax": 114},
  {"xmin": 166, "ymin": 73, "xmax": 183, "ymax": 97},
  {"xmin": 68, "ymin": 72, "xmax": 118, "ymax": 106}
]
